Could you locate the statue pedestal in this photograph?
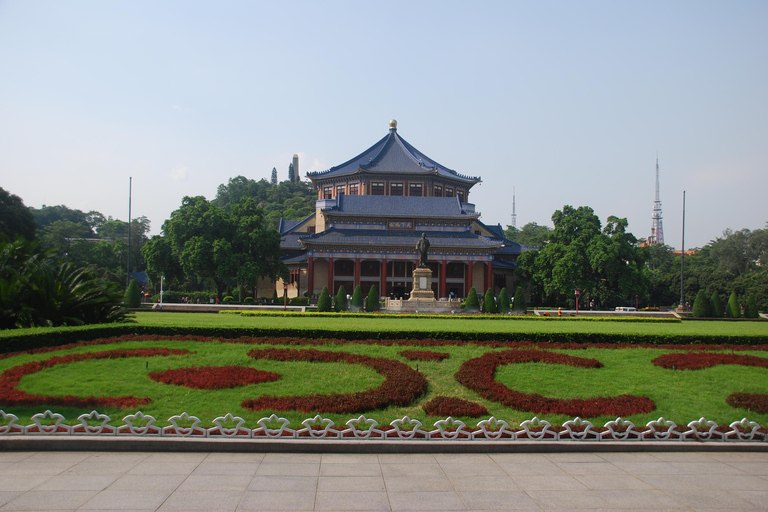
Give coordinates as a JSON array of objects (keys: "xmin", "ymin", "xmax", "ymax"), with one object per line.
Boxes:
[{"xmin": 410, "ymin": 267, "xmax": 435, "ymax": 300}]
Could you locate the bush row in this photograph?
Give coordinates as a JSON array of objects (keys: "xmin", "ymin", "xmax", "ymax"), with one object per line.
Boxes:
[
  {"xmin": 422, "ymin": 396, "xmax": 488, "ymax": 418},
  {"xmin": 149, "ymin": 366, "xmax": 281, "ymax": 390}
]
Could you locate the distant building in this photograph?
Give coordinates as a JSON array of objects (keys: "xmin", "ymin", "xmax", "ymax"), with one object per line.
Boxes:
[
  {"xmin": 292, "ymin": 154, "xmax": 300, "ymax": 182},
  {"xmin": 268, "ymin": 120, "xmax": 526, "ymax": 299}
]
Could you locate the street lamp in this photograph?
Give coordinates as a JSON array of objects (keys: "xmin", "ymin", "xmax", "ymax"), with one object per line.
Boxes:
[
  {"xmin": 574, "ymin": 289, "xmax": 580, "ymax": 315},
  {"xmin": 283, "ymin": 282, "xmax": 288, "ymax": 310}
]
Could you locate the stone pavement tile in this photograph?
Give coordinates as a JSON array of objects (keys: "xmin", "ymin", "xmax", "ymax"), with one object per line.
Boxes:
[
  {"xmin": 441, "ymin": 464, "xmax": 506, "ymax": 478},
  {"xmin": 526, "ymin": 490, "xmax": 608, "ymax": 510},
  {"xmin": 108, "ymin": 474, "xmax": 187, "ymax": 491},
  {"xmin": 7, "ymin": 460, "xmax": 80, "ymax": 476},
  {"xmin": 261, "ymin": 453, "xmax": 322, "ymax": 464},
  {"xmin": 636, "ymin": 474, "xmax": 706, "ymax": 489},
  {"xmin": 732, "ymin": 490, "xmax": 768, "ymax": 509},
  {"xmin": 79, "ymin": 490, "xmax": 172, "ymax": 510},
  {"xmin": 0, "ymin": 463, "xmax": 12, "ymax": 472},
  {"xmin": 323, "ymin": 453, "xmax": 380, "ymax": 464},
  {"xmin": 662, "ymin": 489, "xmax": 757, "ymax": 510},
  {"xmin": 595, "ymin": 489, "xmax": 685, "ymax": 508},
  {"xmin": 86, "ymin": 452, "xmax": 151, "ymax": 464},
  {"xmin": 388, "ymin": 491, "xmax": 465, "ymax": 511},
  {"xmin": 64, "ymin": 461, "xmax": 138, "ymax": 475},
  {"xmin": 722, "ymin": 462, "xmax": 768, "ymax": 475},
  {"xmin": 192, "ymin": 461, "xmax": 260, "ymax": 476},
  {"xmin": 0, "ymin": 490, "xmax": 98, "ymax": 510},
  {"xmin": 381, "ymin": 464, "xmax": 445, "ymax": 478},
  {"xmin": 459, "ymin": 490, "xmax": 541, "ymax": 510},
  {"xmin": 573, "ymin": 474, "xmax": 653, "ymax": 490},
  {"xmin": 608, "ymin": 461, "xmax": 678, "ymax": 474},
  {"xmin": 320, "ymin": 462, "xmax": 382, "ymax": 477},
  {"xmin": 127, "ymin": 462, "xmax": 200, "ymax": 475},
  {"xmin": 27, "ymin": 451, "xmax": 94, "ymax": 462},
  {"xmin": 255, "ymin": 463, "xmax": 320, "ymax": 477},
  {"xmin": 448, "ymin": 475, "xmax": 520, "ymax": 492},
  {"xmin": 651, "ymin": 452, "xmax": 716, "ymax": 462},
  {"xmin": 0, "ymin": 476, "xmax": 52, "ymax": 492},
  {"xmin": 248, "ymin": 476, "xmax": 318, "ymax": 492},
  {"xmin": 511, "ymin": 476, "xmax": 587, "ymax": 491},
  {"xmin": 596, "ymin": 452, "xmax": 660, "ymax": 462},
  {"xmin": 317, "ymin": 476, "xmax": 386, "ymax": 492},
  {"xmin": 177, "ymin": 475, "xmax": 252, "ymax": 491},
  {"xmin": 667, "ymin": 462, "xmax": 745, "ymax": 474},
  {"xmin": 554, "ymin": 462, "xmax": 627, "ymax": 475},
  {"xmin": 0, "ymin": 492, "xmax": 22, "ymax": 508},
  {"xmin": 384, "ymin": 476, "xmax": 454, "ymax": 493},
  {"xmin": 158, "ymin": 490, "xmax": 243, "ymax": 511},
  {"xmin": 496, "ymin": 462, "xmax": 568, "ymax": 477},
  {"xmin": 488, "ymin": 454, "xmax": 551, "ymax": 464},
  {"xmin": 378, "ymin": 454, "xmax": 437, "ymax": 464},
  {"xmin": 543, "ymin": 453, "xmax": 605, "ymax": 463},
  {"xmin": 705, "ymin": 452, "xmax": 768, "ymax": 463},
  {"xmin": 34, "ymin": 473, "xmax": 120, "ymax": 491},
  {"xmin": 691, "ymin": 474, "xmax": 768, "ymax": 491},
  {"xmin": 435, "ymin": 454, "xmax": 494, "ymax": 465},
  {"xmin": 315, "ymin": 491, "xmax": 391, "ymax": 511},
  {"xmin": 144, "ymin": 452, "xmax": 207, "ymax": 463},
  {"xmin": 204, "ymin": 452, "xmax": 265, "ymax": 463},
  {"xmin": 237, "ymin": 490, "xmax": 315, "ymax": 510},
  {"xmin": 0, "ymin": 452, "xmax": 33, "ymax": 462}
]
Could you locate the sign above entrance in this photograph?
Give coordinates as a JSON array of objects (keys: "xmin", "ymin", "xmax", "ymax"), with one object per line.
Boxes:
[{"xmin": 387, "ymin": 220, "xmax": 414, "ymax": 230}]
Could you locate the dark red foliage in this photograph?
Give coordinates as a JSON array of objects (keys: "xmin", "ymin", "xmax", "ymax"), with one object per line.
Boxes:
[
  {"xmin": 398, "ymin": 350, "xmax": 450, "ymax": 362},
  {"xmin": 422, "ymin": 396, "xmax": 488, "ymax": 417},
  {"xmin": 726, "ymin": 393, "xmax": 768, "ymax": 414},
  {"xmin": 455, "ymin": 349, "xmax": 655, "ymax": 418},
  {"xmin": 652, "ymin": 352, "xmax": 768, "ymax": 370},
  {"xmin": 241, "ymin": 348, "xmax": 427, "ymax": 414},
  {"xmin": 149, "ymin": 366, "xmax": 281, "ymax": 390},
  {"xmin": 0, "ymin": 348, "xmax": 190, "ymax": 409}
]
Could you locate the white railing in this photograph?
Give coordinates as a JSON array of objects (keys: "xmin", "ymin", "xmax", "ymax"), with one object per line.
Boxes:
[{"xmin": 1, "ymin": 410, "xmax": 765, "ymax": 442}]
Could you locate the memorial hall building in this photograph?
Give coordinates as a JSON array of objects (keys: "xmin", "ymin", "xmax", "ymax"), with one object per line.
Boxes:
[{"xmin": 276, "ymin": 120, "xmax": 525, "ymax": 299}]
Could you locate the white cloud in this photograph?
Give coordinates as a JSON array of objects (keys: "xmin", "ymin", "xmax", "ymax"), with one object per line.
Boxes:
[{"xmin": 169, "ymin": 166, "xmax": 189, "ymax": 182}]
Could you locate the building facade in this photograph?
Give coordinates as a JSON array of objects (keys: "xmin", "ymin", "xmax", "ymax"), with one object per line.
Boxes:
[{"xmin": 275, "ymin": 120, "xmax": 525, "ymax": 299}]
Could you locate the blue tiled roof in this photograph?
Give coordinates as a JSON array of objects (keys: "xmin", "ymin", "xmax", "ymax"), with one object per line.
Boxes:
[
  {"xmin": 327, "ymin": 195, "xmax": 477, "ymax": 218},
  {"xmin": 306, "ymin": 127, "xmax": 481, "ymax": 184},
  {"xmin": 300, "ymin": 228, "xmax": 500, "ymax": 249}
]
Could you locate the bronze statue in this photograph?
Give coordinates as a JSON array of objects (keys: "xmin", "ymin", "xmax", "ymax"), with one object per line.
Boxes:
[{"xmin": 416, "ymin": 233, "xmax": 430, "ymax": 267}]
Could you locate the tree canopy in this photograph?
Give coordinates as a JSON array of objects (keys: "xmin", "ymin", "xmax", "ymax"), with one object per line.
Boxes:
[
  {"xmin": 504, "ymin": 222, "xmax": 552, "ymax": 248},
  {"xmin": 0, "ymin": 187, "xmax": 36, "ymax": 240}
]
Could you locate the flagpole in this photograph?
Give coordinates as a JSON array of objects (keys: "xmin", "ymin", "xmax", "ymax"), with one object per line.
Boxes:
[
  {"xmin": 679, "ymin": 190, "xmax": 686, "ymax": 308},
  {"xmin": 127, "ymin": 176, "xmax": 132, "ymax": 288}
]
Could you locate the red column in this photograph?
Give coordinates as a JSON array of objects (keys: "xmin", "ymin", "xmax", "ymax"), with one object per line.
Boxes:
[
  {"xmin": 307, "ymin": 257, "xmax": 314, "ymax": 296},
  {"xmin": 439, "ymin": 260, "xmax": 447, "ymax": 298},
  {"xmin": 466, "ymin": 261, "xmax": 473, "ymax": 296},
  {"xmin": 354, "ymin": 258, "xmax": 361, "ymax": 288},
  {"xmin": 486, "ymin": 260, "xmax": 494, "ymax": 291},
  {"xmin": 327, "ymin": 257, "xmax": 334, "ymax": 293},
  {"xmin": 380, "ymin": 258, "xmax": 387, "ymax": 297}
]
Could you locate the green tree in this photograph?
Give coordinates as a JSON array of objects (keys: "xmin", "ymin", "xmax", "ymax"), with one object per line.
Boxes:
[
  {"xmin": 745, "ymin": 295, "xmax": 759, "ymax": 318},
  {"xmin": 334, "ymin": 285, "xmax": 347, "ymax": 312},
  {"xmin": 317, "ymin": 286, "xmax": 332, "ymax": 312},
  {"xmin": 710, "ymin": 291, "xmax": 724, "ymax": 318},
  {"xmin": 727, "ymin": 290, "xmax": 741, "ymax": 318},
  {"xmin": 482, "ymin": 288, "xmax": 497, "ymax": 313},
  {"xmin": 350, "ymin": 285, "xmax": 364, "ymax": 311},
  {"xmin": 366, "ymin": 285, "xmax": 380, "ymax": 312},
  {"xmin": 125, "ymin": 279, "xmax": 141, "ymax": 308},
  {"xmin": 0, "ymin": 187, "xmax": 36, "ymax": 240},
  {"xmin": 497, "ymin": 287, "xmax": 510, "ymax": 314},
  {"xmin": 692, "ymin": 289, "xmax": 711, "ymax": 317},
  {"xmin": 504, "ymin": 222, "xmax": 552, "ymax": 248},
  {"xmin": 464, "ymin": 287, "xmax": 480, "ymax": 312},
  {"xmin": 513, "ymin": 286, "xmax": 527, "ymax": 313}
]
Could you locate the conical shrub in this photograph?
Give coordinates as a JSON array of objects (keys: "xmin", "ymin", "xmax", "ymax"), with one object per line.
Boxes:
[
  {"xmin": 710, "ymin": 291, "xmax": 724, "ymax": 318},
  {"xmin": 464, "ymin": 287, "xmax": 480, "ymax": 312},
  {"xmin": 745, "ymin": 296, "xmax": 759, "ymax": 319},
  {"xmin": 692, "ymin": 289, "xmax": 711, "ymax": 318},
  {"xmin": 334, "ymin": 285, "xmax": 348, "ymax": 312},
  {"xmin": 483, "ymin": 288, "xmax": 497, "ymax": 313},
  {"xmin": 727, "ymin": 290, "xmax": 740, "ymax": 318},
  {"xmin": 317, "ymin": 286, "xmax": 332, "ymax": 312},
  {"xmin": 497, "ymin": 287, "xmax": 510, "ymax": 314},
  {"xmin": 350, "ymin": 285, "xmax": 364, "ymax": 312},
  {"xmin": 513, "ymin": 286, "xmax": 527, "ymax": 313},
  {"xmin": 125, "ymin": 279, "xmax": 141, "ymax": 308},
  {"xmin": 366, "ymin": 285, "xmax": 380, "ymax": 312}
]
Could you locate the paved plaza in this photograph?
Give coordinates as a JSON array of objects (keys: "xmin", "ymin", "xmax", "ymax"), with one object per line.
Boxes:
[{"xmin": 0, "ymin": 450, "xmax": 767, "ymax": 511}]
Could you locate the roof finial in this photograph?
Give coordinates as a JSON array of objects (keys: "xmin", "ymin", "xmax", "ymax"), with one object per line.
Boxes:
[{"xmin": 389, "ymin": 119, "xmax": 397, "ymax": 131}]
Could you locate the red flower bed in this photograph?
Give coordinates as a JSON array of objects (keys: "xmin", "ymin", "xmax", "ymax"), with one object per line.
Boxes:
[
  {"xmin": 652, "ymin": 352, "xmax": 768, "ymax": 370},
  {"xmin": 726, "ymin": 393, "xmax": 768, "ymax": 414},
  {"xmin": 456, "ymin": 349, "xmax": 655, "ymax": 417},
  {"xmin": 241, "ymin": 348, "xmax": 427, "ymax": 414},
  {"xmin": 398, "ymin": 350, "xmax": 450, "ymax": 362},
  {"xmin": 422, "ymin": 396, "xmax": 488, "ymax": 417},
  {"xmin": 0, "ymin": 348, "xmax": 190, "ymax": 409},
  {"xmin": 149, "ymin": 366, "xmax": 281, "ymax": 389}
]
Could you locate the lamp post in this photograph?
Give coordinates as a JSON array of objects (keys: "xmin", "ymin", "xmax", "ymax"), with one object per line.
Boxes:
[
  {"xmin": 159, "ymin": 275, "xmax": 164, "ymax": 311},
  {"xmin": 283, "ymin": 282, "xmax": 288, "ymax": 310},
  {"xmin": 635, "ymin": 294, "xmax": 639, "ymax": 310},
  {"xmin": 574, "ymin": 288, "xmax": 580, "ymax": 315}
]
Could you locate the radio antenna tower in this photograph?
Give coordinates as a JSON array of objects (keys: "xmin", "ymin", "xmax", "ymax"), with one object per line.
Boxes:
[
  {"xmin": 650, "ymin": 156, "xmax": 665, "ymax": 244},
  {"xmin": 511, "ymin": 186, "xmax": 517, "ymax": 231}
]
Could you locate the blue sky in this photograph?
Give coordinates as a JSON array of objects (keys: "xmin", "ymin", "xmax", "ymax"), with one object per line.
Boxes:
[{"xmin": 1, "ymin": 0, "xmax": 766, "ymax": 249}]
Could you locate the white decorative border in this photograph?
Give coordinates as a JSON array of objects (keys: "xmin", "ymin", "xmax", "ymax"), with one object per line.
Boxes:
[{"xmin": 1, "ymin": 410, "xmax": 766, "ymax": 442}]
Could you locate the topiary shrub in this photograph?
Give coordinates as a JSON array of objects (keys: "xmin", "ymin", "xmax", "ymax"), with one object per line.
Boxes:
[
  {"xmin": 745, "ymin": 296, "xmax": 759, "ymax": 319},
  {"xmin": 125, "ymin": 279, "xmax": 141, "ymax": 308},
  {"xmin": 222, "ymin": 295, "xmax": 235, "ymax": 304},
  {"xmin": 334, "ymin": 285, "xmax": 348, "ymax": 312},
  {"xmin": 366, "ymin": 285, "xmax": 380, "ymax": 312},
  {"xmin": 350, "ymin": 285, "xmax": 364, "ymax": 312},
  {"xmin": 513, "ymin": 286, "xmax": 527, "ymax": 313},
  {"xmin": 288, "ymin": 297, "xmax": 309, "ymax": 306},
  {"xmin": 710, "ymin": 291, "xmax": 724, "ymax": 318},
  {"xmin": 497, "ymin": 287, "xmax": 510, "ymax": 314},
  {"xmin": 728, "ymin": 290, "xmax": 741, "ymax": 318},
  {"xmin": 464, "ymin": 287, "xmax": 480, "ymax": 312},
  {"xmin": 243, "ymin": 296, "xmax": 255, "ymax": 304},
  {"xmin": 317, "ymin": 287, "xmax": 332, "ymax": 312},
  {"xmin": 692, "ymin": 289, "xmax": 711, "ymax": 318},
  {"xmin": 483, "ymin": 288, "xmax": 497, "ymax": 314}
]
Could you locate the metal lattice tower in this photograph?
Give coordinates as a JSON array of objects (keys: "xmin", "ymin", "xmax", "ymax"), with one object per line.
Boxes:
[
  {"xmin": 511, "ymin": 186, "xmax": 517, "ymax": 230},
  {"xmin": 650, "ymin": 157, "xmax": 665, "ymax": 244}
]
